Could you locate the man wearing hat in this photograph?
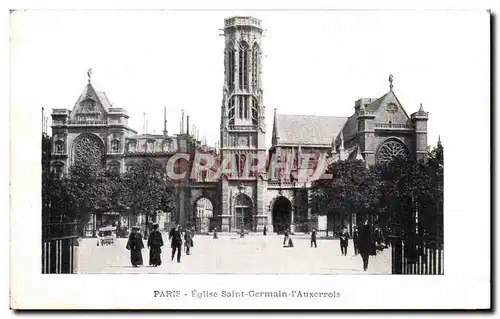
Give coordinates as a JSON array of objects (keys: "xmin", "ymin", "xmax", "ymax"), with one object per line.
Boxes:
[{"xmin": 126, "ymin": 226, "xmax": 144, "ymax": 267}]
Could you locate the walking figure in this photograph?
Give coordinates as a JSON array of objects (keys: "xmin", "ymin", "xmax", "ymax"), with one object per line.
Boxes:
[
  {"xmin": 147, "ymin": 224, "xmax": 163, "ymax": 267},
  {"xmin": 213, "ymin": 227, "xmax": 218, "ymax": 239},
  {"xmin": 184, "ymin": 228, "xmax": 194, "ymax": 255},
  {"xmin": 126, "ymin": 226, "xmax": 144, "ymax": 268},
  {"xmin": 283, "ymin": 228, "xmax": 290, "ymax": 246},
  {"xmin": 169, "ymin": 225, "xmax": 183, "ymax": 263},
  {"xmin": 340, "ymin": 227, "xmax": 349, "ymax": 256},
  {"xmin": 263, "ymin": 225, "xmax": 267, "ymax": 236},
  {"xmin": 359, "ymin": 220, "xmax": 374, "ymax": 271},
  {"xmin": 352, "ymin": 225, "xmax": 360, "ymax": 255},
  {"xmin": 310, "ymin": 228, "xmax": 317, "ymax": 248}
]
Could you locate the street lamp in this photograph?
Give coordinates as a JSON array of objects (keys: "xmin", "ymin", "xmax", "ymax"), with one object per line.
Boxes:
[{"xmin": 237, "ymin": 183, "xmax": 245, "ymax": 238}]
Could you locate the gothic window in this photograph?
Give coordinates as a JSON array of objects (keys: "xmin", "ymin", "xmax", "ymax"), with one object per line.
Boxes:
[
  {"xmin": 238, "ymin": 41, "xmax": 249, "ymax": 90},
  {"xmin": 228, "ymin": 97, "xmax": 236, "ymax": 125},
  {"xmin": 54, "ymin": 140, "xmax": 64, "ymax": 154},
  {"xmin": 111, "ymin": 139, "xmax": 120, "ymax": 153},
  {"xmin": 128, "ymin": 141, "xmax": 136, "ymax": 153},
  {"xmin": 239, "ymin": 96, "xmax": 244, "ymax": 119},
  {"xmin": 72, "ymin": 134, "xmax": 104, "ymax": 165},
  {"xmin": 377, "ymin": 139, "xmax": 409, "ymax": 165},
  {"xmin": 53, "ymin": 162, "xmax": 64, "ymax": 178},
  {"xmin": 228, "ymin": 49, "xmax": 235, "ymax": 90},
  {"xmin": 251, "ymin": 97, "xmax": 258, "ymax": 125},
  {"xmin": 252, "ymin": 43, "xmax": 259, "ymax": 89}
]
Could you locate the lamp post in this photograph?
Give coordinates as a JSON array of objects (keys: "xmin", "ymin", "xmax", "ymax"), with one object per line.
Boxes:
[{"xmin": 237, "ymin": 183, "xmax": 245, "ymax": 238}]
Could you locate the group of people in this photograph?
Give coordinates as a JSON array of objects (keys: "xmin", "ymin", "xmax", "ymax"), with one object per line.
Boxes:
[{"xmin": 125, "ymin": 224, "xmax": 195, "ymax": 267}]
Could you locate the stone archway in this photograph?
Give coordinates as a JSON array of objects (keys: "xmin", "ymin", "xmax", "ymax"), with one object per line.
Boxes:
[
  {"xmin": 233, "ymin": 193, "xmax": 253, "ymax": 231},
  {"xmin": 272, "ymin": 196, "xmax": 292, "ymax": 234},
  {"xmin": 193, "ymin": 197, "xmax": 214, "ymax": 234}
]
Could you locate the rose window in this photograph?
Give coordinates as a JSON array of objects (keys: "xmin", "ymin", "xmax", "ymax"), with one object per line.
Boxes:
[
  {"xmin": 377, "ymin": 139, "xmax": 409, "ymax": 164},
  {"xmin": 73, "ymin": 134, "xmax": 104, "ymax": 165}
]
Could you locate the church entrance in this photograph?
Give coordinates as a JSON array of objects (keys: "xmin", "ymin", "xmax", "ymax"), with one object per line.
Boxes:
[
  {"xmin": 272, "ymin": 196, "xmax": 292, "ymax": 234},
  {"xmin": 194, "ymin": 197, "xmax": 214, "ymax": 234},
  {"xmin": 233, "ymin": 193, "xmax": 253, "ymax": 232}
]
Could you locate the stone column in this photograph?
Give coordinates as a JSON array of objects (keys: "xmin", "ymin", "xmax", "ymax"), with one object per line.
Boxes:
[{"xmin": 220, "ymin": 179, "xmax": 231, "ymax": 232}]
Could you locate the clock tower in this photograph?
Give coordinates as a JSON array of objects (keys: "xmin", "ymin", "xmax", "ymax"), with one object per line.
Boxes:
[{"xmin": 219, "ymin": 16, "xmax": 268, "ymax": 232}]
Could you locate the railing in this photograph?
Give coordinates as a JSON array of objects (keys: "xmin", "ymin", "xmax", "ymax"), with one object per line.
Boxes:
[
  {"xmin": 390, "ymin": 235, "xmax": 444, "ymax": 275},
  {"xmin": 267, "ymin": 181, "xmax": 304, "ymax": 188},
  {"xmin": 228, "ymin": 125, "xmax": 257, "ymax": 131},
  {"xmin": 225, "ymin": 17, "xmax": 262, "ymax": 29},
  {"xmin": 374, "ymin": 123, "xmax": 415, "ymax": 130},
  {"xmin": 108, "ymin": 108, "xmax": 128, "ymax": 114},
  {"xmin": 67, "ymin": 120, "xmax": 108, "ymax": 126},
  {"xmin": 52, "ymin": 109, "xmax": 69, "ymax": 114},
  {"xmin": 42, "ymin": 222, "xmax": 79, "ymax": 274}
]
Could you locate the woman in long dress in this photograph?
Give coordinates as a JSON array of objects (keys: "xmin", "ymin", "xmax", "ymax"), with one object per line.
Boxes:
[
  {"xmin": 126, "ymin": 226, "xmax": 144, "ymax": 267},
  {"xmin": 148, "ymin": 224, "xmax": 164, "ymax": 267}
]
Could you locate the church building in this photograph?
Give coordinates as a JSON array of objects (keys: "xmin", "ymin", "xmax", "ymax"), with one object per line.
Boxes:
[{"xmin": 50, "ymin": 16, "xmax": 429, "ymax": 235}]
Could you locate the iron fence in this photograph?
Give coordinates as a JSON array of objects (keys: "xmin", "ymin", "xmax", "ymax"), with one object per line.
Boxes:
[{"xmin": 42, "ymin": 222, "xmax": 78, "ymax": 274}]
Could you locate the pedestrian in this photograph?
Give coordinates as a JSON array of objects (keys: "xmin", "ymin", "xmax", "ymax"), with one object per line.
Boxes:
[
  {"xmin": 358, "ymin": 220, "xmax": 373, "ymax": 271},
  {"xmin": 184, "ymin": 228, "xmax": 193, "ymax": 255},
  {"xmin": 283, "ymin": 228, "xmax": 290, "ymax": 246},
  {"xmin": 340, "ymin": 227, "xmax": 349, "ymax": 256},
  {"xmin": 263, "ymin": 225, "xmax": 267, "ymax": 236},
  {"xmin": 352, "ymin": 225, "xmax": 360, "ymax": 255},
  {"xmin": 147, "ymin": 224, "xmax": 163, "ymax": 267},
  {"xmin": 170, "ymin": 225, "xmax": 183, "ymax": 263},
  {"xmin": 213, "ymin": 227, "xmax": 218, "ymax": 239},
  {"xmin": 310, "ymin": 228, "xmax": 317, "ymax": 248},
  {"xmin": 126, "ymin": 226, "xmax": 144, "ymax": 268}
]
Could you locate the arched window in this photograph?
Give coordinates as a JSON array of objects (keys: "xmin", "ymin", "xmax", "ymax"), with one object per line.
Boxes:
[
  {"xmin": 52, "ymin": 162, "xmax": 65, "ymax": 178},
  {"xmin": 54, "ymin": 140, "xmax": 64, "ymax": 154},
  {"xmin": 238, "ymin": 41, "xmax": 249, "ymax": 90},
  {"xmin": 127, "ymin": 141, "xmax": 136, "ymax": 153},
  {"xmin": 376, "ymin": 138, "xmax": 409, "ymax": 165},
  {"xmin": 111, "ymin": 139, "xmax": 120, "ymax": 153},
  {"xmin": 252, "ymin": 43, "xmax": 259, "ymax": 89},
  {"xmin": 72, "ymin": 134, "xmax": 104, "ymax": 166}
]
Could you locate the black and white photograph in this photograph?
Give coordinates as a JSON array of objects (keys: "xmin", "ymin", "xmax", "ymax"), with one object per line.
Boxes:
[{"xmin": 9, "ymin": 7, "xmax": 490, "ymax": 310}]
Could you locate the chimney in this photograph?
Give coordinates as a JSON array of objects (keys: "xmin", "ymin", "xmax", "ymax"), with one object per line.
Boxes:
[
  {"xmin": 181, "ymin": 110, "xmax": 185, "ymax": 134},
  {"xmin": 163, "ymin": 107, "xmax": 168, "ymax": 136},
  {"xmin": 186, "ymin": 115, "xmax": 190, "ymax": 135}
]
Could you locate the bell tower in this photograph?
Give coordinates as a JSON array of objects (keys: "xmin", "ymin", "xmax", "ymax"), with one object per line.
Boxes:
[{"xmin": 219, "ymin": 16, "xmax": 268, "ymax": 233}]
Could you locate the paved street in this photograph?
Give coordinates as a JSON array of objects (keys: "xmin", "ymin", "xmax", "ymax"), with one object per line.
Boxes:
[{"xmin": 76, "ymin": 233, "xmax": 391, "ymax": 274}]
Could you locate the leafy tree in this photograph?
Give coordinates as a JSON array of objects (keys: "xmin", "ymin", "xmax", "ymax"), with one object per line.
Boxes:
[
  {"xmin": 66, "ymin": 161, "xmax": 112, "ymax": 236},
  {"xmin": 122, "ymin": 159, "xmax": 176, "ymax": 237}
]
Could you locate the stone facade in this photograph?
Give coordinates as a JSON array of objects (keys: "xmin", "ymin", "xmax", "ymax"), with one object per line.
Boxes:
[{"xmin": 50, "ymin": 16, "xmax": 429, "ymax": 235}]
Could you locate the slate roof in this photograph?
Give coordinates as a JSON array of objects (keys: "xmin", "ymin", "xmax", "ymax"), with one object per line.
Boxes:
[
  {"xmin": 274, "ymin": 114, "xmax": 348, "ymax": 146},
  {"xmin": 72, "ymin": 83, "xmax": 112, "ymax": 114}
]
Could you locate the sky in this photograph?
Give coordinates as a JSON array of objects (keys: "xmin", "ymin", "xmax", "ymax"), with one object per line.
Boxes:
[{"xmin": 10, "ymin": 10, "xmax": 490, "ymax": 148}]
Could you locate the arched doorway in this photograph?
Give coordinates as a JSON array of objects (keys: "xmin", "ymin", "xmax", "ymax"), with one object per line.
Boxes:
[
  {"xmin": 233, "ymin": 193, "xmax": 253, "ymax": 231},
  {"xmin": 194, "ymin": 197, "xmax": 214, "ymax": 233},
  {"xmin": 272, "ymin": 196, "xmax": 292, "ymax": 234}
]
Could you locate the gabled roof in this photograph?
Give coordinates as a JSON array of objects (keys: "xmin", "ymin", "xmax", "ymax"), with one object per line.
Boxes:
[
  {"xmin": 70, "ymin": 83, "xmax": 112, "ymax": 117},
  {"xmin": 274, "ymin": 114, "xmax": 348, "ymax": 146}
]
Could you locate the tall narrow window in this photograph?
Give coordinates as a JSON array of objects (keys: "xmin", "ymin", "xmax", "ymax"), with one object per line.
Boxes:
[
  {"xmin": 251, "ymin": 97, "xmax": 258, "ymax": 125},
  {"xmin": 228, "ymin": 49, "xmax": 235, "ymax": 90},
  {"xmin": 239, "ymin": 96, "xmax": 244, "ymax": 119},
  {"xmin": 238, "ymin": 41, "xmax": 249, "ymax": 90},
  {"xmin": 229, "ymin": 97, "xmax": 235, "ymax": 125},
  {"xmin": 252, "ymin": 43, "xmax": 259, "ymax": 89}
]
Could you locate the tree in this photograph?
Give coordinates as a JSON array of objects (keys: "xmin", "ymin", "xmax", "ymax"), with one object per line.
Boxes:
[
  {"xmin": 122, "ymin": 159, "xmax": 176, "ymax": 237},
  {"xmin": 66, "ymin": 161, "xmax": 112, "ymax": 236},
  {"xmin": 311, "ymin": 159, "xmax": 382, "ymax": 232}
]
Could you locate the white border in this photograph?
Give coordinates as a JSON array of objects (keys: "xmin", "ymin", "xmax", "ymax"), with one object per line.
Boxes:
[{"xmin": 6, "ymin": 1, "xmax": 493, "ymax": 312}]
